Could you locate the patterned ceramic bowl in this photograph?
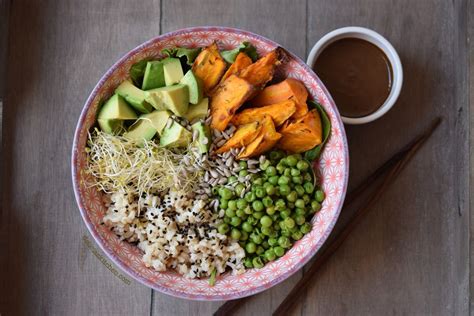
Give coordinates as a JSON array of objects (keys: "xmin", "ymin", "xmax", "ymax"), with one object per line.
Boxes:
[{"xmin": 71, "ymin": 26, "xmax": 349, "ymax": 300}]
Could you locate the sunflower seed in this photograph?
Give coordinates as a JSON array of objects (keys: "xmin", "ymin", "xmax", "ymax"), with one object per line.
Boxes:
[
  {"xmin": 209, "ymin": 170, "xmax": 219, "ymax": 178},
  {"xmin": 166, "ymin": 118, "xmax": 173, "ymax": 129},
  {"xmin": 247, "ymin": 159, "xmax": 259, "ymax": 166},
  {"xmin": 223, "ymin": 168, "xmax": 232, "ymax": 177},
  {"xmin": 192, "ymin": 129, "xmax": 199, "ymax": 141},
  {"xmin": 248, "ymin": 169, "xmax": 260, "ymax": 173},
  {"xmin": 225, "ymin": 157, "xmax": 234, "ymax": 167},
  {"xmin": 205, "ymin": 116, "xmax": 212, "ymax": 125},
  {"xmin": 202, "ymin": 137, "xmax": 209, "ymax": 145},
  {"xmin": 222, "ymin": 132, "xmax": 230, "ymax": 140},
  {"xmin": 204, "ymin": 172, "xmax": 209, "ymax": 182},
  {"xmin": 216, "ymin": 139, "xmax": 226, "ymax": 147},
  {"xmin": 259, "ymin": 155, "xmax": 266, "ymax": 164},
  {"xmin": 227, "ymin": 125, "xmax": 237, "ymax": 135},
  {"xmin": 218, "ymin": 177, "xmax": 227, "ymax": 184}
]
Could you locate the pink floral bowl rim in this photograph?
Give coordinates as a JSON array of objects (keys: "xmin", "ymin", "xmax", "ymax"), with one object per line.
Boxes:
[{"xmin": 71, "ymin": 26, "xmax": 349, "ymax": 301}]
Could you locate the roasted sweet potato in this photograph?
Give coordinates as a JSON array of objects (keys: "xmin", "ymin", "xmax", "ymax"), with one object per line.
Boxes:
[
  {"xmin": 210, "ymin": 75, "xmax": 256, "ymax": 131},
  {"xmin": 215, "ymin": 121, "xmax": 262, "ymax": 154},
  {"xmin": 239, "ymin": 49, "xmax": 281, "ymax": 89},
  {"xmin": 277, "ymin": 109, "xmax": 322, "ymax": 153},
  {"xmin": 239, "ymin": 116, "xmax": 282, "ymax": 158},
  {"xmin": 251, "ymin": 78, "xmax": 309, "ymax": 118},
  {"xmin": 220, "ymin": 52, "xmax": 253, "ymax": 83},
  {"xmin": 231, "ymin": 99, "xmax": 296, "ymax": 127},
  {"xmin": 192, "ymin": 43, "xmax": 227, "ymax": 94}
]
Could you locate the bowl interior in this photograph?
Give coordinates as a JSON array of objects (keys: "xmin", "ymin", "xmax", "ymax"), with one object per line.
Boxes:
[{"xmin": 72, "ymin": 27, "xmax": 348, "ymax": 300}]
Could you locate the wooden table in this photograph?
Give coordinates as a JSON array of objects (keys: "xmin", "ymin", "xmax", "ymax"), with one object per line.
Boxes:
[{"xmin": 0, "ymin": 0, "xmax": 471, "ymax": 315}]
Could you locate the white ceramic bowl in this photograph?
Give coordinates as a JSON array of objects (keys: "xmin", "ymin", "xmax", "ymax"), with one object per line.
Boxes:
[{"xmin": 307, "ymin": 26, "xmax": 403, "ymax": 125}]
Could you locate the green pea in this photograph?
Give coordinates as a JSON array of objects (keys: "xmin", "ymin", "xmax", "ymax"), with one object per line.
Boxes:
[
  {"xmin": 261, "ymin": 226, "xmax": 273, "ymax": 236},
  {"xmin": 239, "ymin": 161, "xmax": 248, "ymax": 169},
  {"xmin": 275, "ymin": 199, "xmax": 286, "ymax": 210},
  {"xmin": 231, "ymin": 228, "xmax": 241, "ymax": 240},
  {"xmin": 228, "ymin": 175, "xmax": 238, "ymax": 184},
  {"xmin": 295, "ymin": 199, "xmax": 305, "ymax": 209},
  {"xmin": 274, "ymin": 246, "xmax": 285, "ymax": 257},
  {"xmin": 265, "ymin": 184, "xmax": 276, "ymax": 196},
  {"xmin": 242, "ymin": 221, "xmax": 253, "ymax": 232},
  {"xmin": 297, "ymin": 160, "xmax": 309, "ymax": 171},
  {"xmin": 295, "ymin": 208, "xmax": 306, "ymax": 216},
  {"xmin": 265, "ymin": 165, "xmax": 277, "ymax": 176},
  {"xmin": 235, "ymin": 183, "xmax": 245, "ymax": 196},
  {"xmin": 244, "ymin": 205, "xmax": 253, "ymax": 215},
  {"xmin": 268, "ymin": 176, "xmax": 279, "ymax": 185},
  {"xmin": 283, "ymin": 168, "xmax": 291, "ymax": 177},
  {"xmin": 287, "ymin": 191, "xmax": 298, "ymax": 202},
  {"xmin": 292, "ymin": 176, "xmax": 303, "ymax": 184},
  {"xmin": 247, "ymin": 216, "xmax": 257, "ymax": 226},
  {"xmin": 291, "ymin": 168, "xmax": 301, "ymax": 177},
  {"xmin": 244, "ymin": 257, "xmax": 253, "ymax": 268},
  {"xmin": 280, "ymin": 209, "xmax": 291, "ymax": 219},
  {"xmin": 304, "ymin": 182, "xmax": 314, "ymax": 194},
  {"xmin": 230, "ymin": 217, "xmax": 241, "ymax": 227},
  {"xmin": 270, "ymin": 150, "xmax": 283, "ymax": 161},
  {"xmin": 295, "ymin": 215, "xmax": 306, "ymax": 225},
  {"xmin": 236, "ymin": 209, "xmax": 246, "ymax": 218},
  {"xmin": 260, "ymin": 215, "xmax": 273, "ymax": 227},
  {"xmin": 220, "ymin": 198, "xmax": 228, "ymax": 209},
  {"xmin": 262, "ymin": 196, "xmax": 273, "ymax": 207},
  {"xmin": 286, "ymin": 155, "xmax": 298, "ymax": 167},
  {"xmin": 279, "ymin": 184, "xmax": 291, "ymax": 196},
  {"xmin": 224, "ymin": 217, "xmax": 231, "ymax": 224},
  {"xmin": 252, "ymin": 200, "xmax": 264, "ymax": 212},
  {"xmin": 225, "ymin": 208, "xmax": 236, "ymax": 217},
  {"xmin": 253, "ymin": 211, "xmax": 264, "ymax": 219},
  {"xmin": 217, "ymin": 223, "xmax": 229, "ymax": 234},
  {"xmin": 287, "ymin": 202, "xmax": 295, "ymax": 209},
  {"xmin": 252, "ymin": 257, "xmax": 264, "ymax": 268},
  {"xmin": 273, "ymin": 219, "xmax": 281, "ymax": 229},
  {"xmin": 276, "ymin": 163, "xmax": 286, "ymax": 174},
  {"xmin": 281, "ymin": 228, "xmax": 291, "ymax": 237},
  {"xmin": 262, "ymin": 240, "xmax": 270, "ymax": 249},
  {"xmin": 266, "ymin": 206, "xmax": 276, "ymax": 215},
  {"xmin": 240, "ymin": 231, "xmax": 249, "ymax": 241},
  {"xmin": 278, "ymin": 236, "xmax": 292, "ymax": 248},
  {"xmin": 260, "ymin": 159, "xmax": 271, "ymax": 170},
  {"xmin": 300, "ymin": 222, "xmax": 312, "ymax": 234},
  {"xmin": 253, "ymin": 178, "xmax": 264, "ymax": 186},
  {"xmin": 284, "ymin": 217, "xmax": 295, "ymax": 229},
  {"xmin": 256, "ymin": 246, "xmax": 265, "ymax": 255},
  {"xmin": 250, "ymin": 233, "xmax": 263, "ymax": 244},
  {"xmin": 295, "ymin": 185, "xmax": 305, "ymax": 196},
  {"xmin": 278, "ymin": 176, "xmax": 289, "ymax": 185},
  {"xmin": 220, "ymin": 187, "xmax": 233, "ymax": 200},
  {"xmin": 264, "ymin": 249, "xmax": 276, "ymax": 261},
  {"xmin": 255, "ymin": 186, "xmax": 266, "ymax": 198},
  {"xmin": 237, "ymin": 198, "xmax": 248, "ymax": 210},
  {"xmin": 268, "ymin": 237, "xmax": 278, "ymax": 247},
  {"xmin": 291, "ymin": 230, "xmax": 304, "ymax": 241},
  {"xmin": 212, "ymin": 186, "xmax": 221, "ymax": 195},
  {"xmin": 311, "ymin": 201, "xmax": 322, "ymax": 212},
  {"xmin": 239, "ymin": 170, "xmax": 248, "ymax": 177},
  {"xmin": 303, "ymin": 172, "xmax": 313, "ymax": 183},
  {"xmin": 228, "ymin": 200, "xmax": 237, "ymax": 211},
  {"xmin": 303, "ymin": 195, "xmax": 311, "ymax": 204},
  {"xmin": 246, "ymin": 242, "xmax": 257, "ymax": 253},
  {"xmin": 279, "ymin": 157, "xmax": 288, "ymax": 166},
  {"xmin": 315, "ymin": 190, "xmax": 325, "ymax": 202},
  {"xmin": 245, "ymin": 192, "xmax": 256, "ymax": 202}
]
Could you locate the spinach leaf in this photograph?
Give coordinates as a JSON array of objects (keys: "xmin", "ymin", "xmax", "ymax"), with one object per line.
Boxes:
[
  {"xmin": 129, "ymin": 59, "xmax": 149, "ymax": 87},
  {"xmin": 221, "ymin": 41, "xmax": 259, "ymax": 63},
  {"xmin": 304, "ymin": 100, "xmax": 331, "ymax": 161},
  {"xmin": 161, "ymin": 47, "xmax": 202, "ymax": 65}
]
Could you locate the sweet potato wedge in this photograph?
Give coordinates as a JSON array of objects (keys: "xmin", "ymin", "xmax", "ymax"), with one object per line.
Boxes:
[
  {"xmin": 277, "ymin": 109, "xmax": 322, "ymax": 153},
  {"xmin": 220, "ymin": 52, "xmax": 253, "ymax": 83},
  {"xmin": 210, "ymin": 75, "xmax": 256, "ymax": 131},
  {"xmin": 215, "ymin": 121, "xmax": 262, "ymax": 154},
  {"xmin": 239, "ymin": 116, "xmax": 282, "ymax": 158},
  {"xmin": 251, "ymin": 78, "xmax": 309, "ymax": 119},
  {"xmin": 239, "ymin": 48, "xmax": 281, "ymax": 89},
  {"xmin": 192, "ymin": 43, "xmax": 227, "ymax": 94},
  {"xmin": 231, "ymin": 99, "xmax": 297, "ymax": 127}
]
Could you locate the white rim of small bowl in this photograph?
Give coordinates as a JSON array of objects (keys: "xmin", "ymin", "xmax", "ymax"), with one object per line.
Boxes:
[{"xmin": 307, "ymin": 26, "xmax": 403, "ymax": 125}]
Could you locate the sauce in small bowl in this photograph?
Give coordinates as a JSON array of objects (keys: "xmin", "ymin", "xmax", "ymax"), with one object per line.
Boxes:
[{"xmin": 307, "ymin": 27, "xmax": 403, "ymax": 124}]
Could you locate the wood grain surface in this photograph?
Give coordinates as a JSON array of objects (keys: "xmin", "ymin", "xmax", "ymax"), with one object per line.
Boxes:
[{"xmin": 0, "ymin": 0, "xmax": 471, "ymax": 315}]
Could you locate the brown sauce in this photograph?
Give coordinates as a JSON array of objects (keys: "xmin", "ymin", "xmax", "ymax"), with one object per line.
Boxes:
[{"xmin": 313, "ymin": 38, "xmax": 393, "ymax": 118}]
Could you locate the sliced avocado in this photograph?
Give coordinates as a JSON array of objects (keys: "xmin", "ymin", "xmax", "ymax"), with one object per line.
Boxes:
[
  {"xmin": 184, "ymin": 98, "xmax": 209, "ymax": 122},
  {"xmin": 191, "ymin": 122, "xmax": 211, "ymax": 153},
  {"xmin": 160, "ymin": 121, "xmax": 192, "ymax": 148},
  {"xmin": 98, "ymin": 94, "xmax": 137, "ymax": 120},
  {"xmin": 180, "ymin": 70, "xmax": 203, "ymax": 104},
  {"xmin": 123, "ymin": 110, "xmax": 172, "ymax": 142},
  {"xmin": 163, "ymin": 58, "xmax": 184, "ymax": 86},
  {"xmin": 98, "ymin": 119, "xmax": 124, "ymax": 135},
  {"xmin": 145, "ymin": 84, "xmax": 189, "ymax": 116},
  {"xmin": 116, "ymin": 80, "xmax": 153, "ymax": 113},
  {"xmin": 142, "ymin": 61, "xmax": 166, "ymax": 90}
]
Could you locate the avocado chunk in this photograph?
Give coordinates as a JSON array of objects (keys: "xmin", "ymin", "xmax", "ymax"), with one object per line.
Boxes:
[
  {"xmin": 184, "ymin": 98, "xmax": 209, "ymax": 122},
  {"xmin": 180, "ymin": 70, "xmax": 203, "ymax": 104},
  {"xmin": 163, "ymin": 58, "xmax": 184, "ymax": 86},
  {"xmin": 142, "ymin": 61, "xmax": 166, "ymax": 90},
  {"xmin": 160, "ymin": 121, "xmax": 192, "ymax": 148},
  {"xmin": 191, "ymin": 122, "xmax": 211, "ymax": 153},
  {"xmin": 116, "ymin": 80, "xmax": 153, "ymax": 113},
  {"xmin": 98, "ymin": 94, "xmax": 137, "ymax": 121},
  {"xmin": 123, "ymin": 110, "xmax": 172, "ymax": 142},
  {"xmin": 145, "ymin": 84, "xmax": 189, "ymax": 116},
  {"xmin": 98, "ymin": 119, "xmax": 124, "ymax": 135}
]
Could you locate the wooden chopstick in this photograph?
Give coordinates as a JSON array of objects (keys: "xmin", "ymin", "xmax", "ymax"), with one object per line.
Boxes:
[{"xmin": 214, "ymin": 118, "xmax": 441, "ymax": 316}]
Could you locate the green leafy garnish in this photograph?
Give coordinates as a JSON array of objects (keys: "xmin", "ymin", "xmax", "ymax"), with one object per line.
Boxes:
[
  {"xmin": 162, "ymin": 47, "xmax": 202, "ymax": 65},
  {"xmin": 304, "ymin": 100, "xmax": 331, "ymax": 161},
  {"xmin": 209, "ymin": 268, "xmax": 217, "ymax": 286},
  {"xmin": 221, "ymin": 42, "xmax": 259, "ymax": 63},
  {"xmin": 129, "ymin": 59, "xmax": 149, "ymax": 87}
]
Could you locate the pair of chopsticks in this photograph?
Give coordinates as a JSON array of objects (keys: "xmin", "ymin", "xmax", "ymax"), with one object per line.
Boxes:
[{"xmin": 215, "ymin": 118, "xmax": 442, "ymax": 316}]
